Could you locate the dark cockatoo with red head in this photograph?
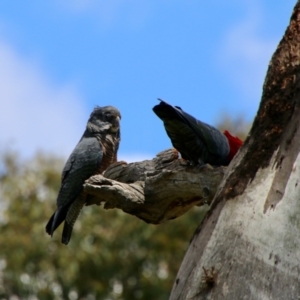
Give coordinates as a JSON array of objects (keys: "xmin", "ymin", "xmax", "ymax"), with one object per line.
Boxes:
[{"xmin": 153, "ymin": 99, "xmax": 243, "ymax": 166}]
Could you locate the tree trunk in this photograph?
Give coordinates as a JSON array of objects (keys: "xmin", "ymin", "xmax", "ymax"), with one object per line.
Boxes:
[{"xmin": 169, "ymin": 1, "xmax": 300, "ymax": 299}]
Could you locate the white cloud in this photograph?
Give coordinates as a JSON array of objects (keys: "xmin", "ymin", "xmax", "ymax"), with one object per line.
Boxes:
[
  {"xmin": 217, "ymin": 1, "xmax": 278, "ymax": 105},
  {"xmin": 56, "ymin": 0, "xmax": 152, "ymax": 29},
  {"xmin": 0, "ymin": 39, "xmax": 88, "ymax": 158},
  {"xmin": 0, "ymin": 37, "xmax": 152, "ymax": 162}
]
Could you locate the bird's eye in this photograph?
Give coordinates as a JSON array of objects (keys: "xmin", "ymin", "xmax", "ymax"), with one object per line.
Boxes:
[{"xmin": 105, "ymin": 113, "xmax": 113, "ymax": 121}]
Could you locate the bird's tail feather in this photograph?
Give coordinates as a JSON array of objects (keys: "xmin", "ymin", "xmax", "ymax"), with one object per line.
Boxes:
[
  {"xmin": 45, "ymin": 207, "xmax": 68, "ymax": 236},
  {"xmin": 62, "ymin": 222, "xmax": 73, "ymax": 245},
  {"xmin": 45, "ymin": 213, "xmax": 55, "ymax": 236},
  {"xmin": 62, "ymin": 193, "xmax": 86, "ymax": 245}
]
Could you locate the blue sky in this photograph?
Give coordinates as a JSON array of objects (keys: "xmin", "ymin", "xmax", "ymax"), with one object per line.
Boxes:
[{"xmin": 0, "ymin": 0, "xmax": 296, "ymax": 161}]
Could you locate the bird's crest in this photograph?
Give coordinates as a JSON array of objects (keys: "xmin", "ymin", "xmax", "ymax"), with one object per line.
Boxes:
[{"xmin": 223, "ymin": 130, "xmax": 243, "ymax": 160}]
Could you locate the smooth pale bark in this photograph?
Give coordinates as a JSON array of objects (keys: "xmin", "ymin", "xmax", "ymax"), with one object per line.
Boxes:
[{"xmin": 170, "ymin": 1, "xmax": 300, "ymax": 299}]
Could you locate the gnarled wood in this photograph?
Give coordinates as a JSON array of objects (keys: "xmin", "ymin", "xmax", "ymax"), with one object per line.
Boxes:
[{"xmin": 83, "ymin": 149, "xmax": 225, "ymax": 224}]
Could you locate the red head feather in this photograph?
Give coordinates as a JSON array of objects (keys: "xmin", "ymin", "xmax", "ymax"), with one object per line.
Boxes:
[{"xmin": 223, "ymin": 130, "xmax": 243, "ymax": 161}]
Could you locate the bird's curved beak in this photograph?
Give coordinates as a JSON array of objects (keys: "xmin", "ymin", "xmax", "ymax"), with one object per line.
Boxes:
[{"xmin": 111, "ymin": 116, "xmax": 121, "ymax": 132}]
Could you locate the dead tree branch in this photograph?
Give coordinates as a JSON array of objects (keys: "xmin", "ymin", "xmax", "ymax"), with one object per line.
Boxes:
[{"xmin": 83, "ymin": 148, "xmax": 225, "ymax": 224}]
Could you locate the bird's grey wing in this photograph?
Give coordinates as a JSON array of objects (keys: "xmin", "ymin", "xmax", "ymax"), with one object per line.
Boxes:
[
  {"xmin": 177, "ymin": 109, "xmax": 229, "ymax": 158},
  {"xmin": 154, "ymin": 99, "xmax": 229, "ymax": 158},
  {"xmin": 46, "ymin": 136, "xmax": 102, "ymax": 235},
  {"xmin": 153, "ymin": 100, "xmax": 202, "ymax": 161},
  {"xmin": 57, "ymin": 136, "xmax": 103, "ymax": 207}
]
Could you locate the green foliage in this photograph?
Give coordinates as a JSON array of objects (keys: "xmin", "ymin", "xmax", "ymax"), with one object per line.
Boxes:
[{"xmin": 0, "ymin": 152, "xmax": 207, "ymax": 300}]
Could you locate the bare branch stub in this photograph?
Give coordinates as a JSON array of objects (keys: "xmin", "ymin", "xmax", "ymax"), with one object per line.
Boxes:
[{"xmin": 84, "ymin": 149, "xmax": 225, "ymax": 224}]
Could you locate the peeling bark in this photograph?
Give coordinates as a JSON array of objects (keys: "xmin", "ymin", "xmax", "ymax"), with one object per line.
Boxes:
[
  {"xmin": 169, "ymin": 1, "xmax": 300, "ymax": 299},
  {"xmin": 219, "ymin": 1, "xmax": 300, "ymax": 202},
  {"xmin": 84, "ymin": 149, "xmax": 224, "ymax": 224}
]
